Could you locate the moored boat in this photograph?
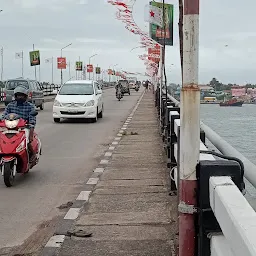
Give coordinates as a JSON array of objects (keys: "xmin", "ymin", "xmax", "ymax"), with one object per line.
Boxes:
[{"xmin": 219, "ymin": 98, "xmax": 243, "ymax": 107}]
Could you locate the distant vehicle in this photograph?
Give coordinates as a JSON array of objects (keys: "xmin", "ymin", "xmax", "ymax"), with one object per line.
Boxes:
[
  {"xmin": 52, "ymin": 80, "xmax": 104, "ymax": 123},
  {"xmin": 0, "ymin": 81, "xmax": 5, "ymax": 88},
  {"xmin": 129, "ymin": 80, "xmax": 137, "ymax": 89},
  {"xmin": 119, "ymin": 80, "xmax": 130, "ymax": 95},
  {"xmin": 3, "ymin": 78, "xmax": 44, "ymax": 110}
]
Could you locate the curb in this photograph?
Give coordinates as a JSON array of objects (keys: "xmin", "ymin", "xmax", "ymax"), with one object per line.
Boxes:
[{"xmin": 40, "ymin": 89, "xmax": 145, "ymax": 256}]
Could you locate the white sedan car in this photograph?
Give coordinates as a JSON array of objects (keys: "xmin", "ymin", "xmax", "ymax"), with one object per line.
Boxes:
[{"xmin": 52, "ymin": 80, "xmax": 103, "ymax": 123}]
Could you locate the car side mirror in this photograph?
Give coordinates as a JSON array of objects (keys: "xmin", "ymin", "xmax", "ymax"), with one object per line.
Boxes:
[
  {"xmin": 31, "ymin": 111, "xmax": 38, "ymax": 117},
  {"xmin": 96, "ymin": 89, "xmax": 102, "ymax": 95}
]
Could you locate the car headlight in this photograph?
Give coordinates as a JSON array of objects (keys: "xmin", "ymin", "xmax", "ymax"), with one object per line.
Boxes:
[
  {"xmin": 5, "ymin": 119, "xmax": 19, "ymax": 129},
  {"xmin": 84, "ymin": 100, "xmax": 95, "ymax": 107},
  {"xmin": 53, "ymin": 100, "xmax": 62, "ymax": 106}
]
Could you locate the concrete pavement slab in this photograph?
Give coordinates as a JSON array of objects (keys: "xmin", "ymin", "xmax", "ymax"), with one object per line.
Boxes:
[
  {"xmin": 93, "ymin": 186, "xmax": 168, "ymax": 195},
  {"xmin": 76, "ymin": 210, "xmax": 171, "ymax": 226},
  {"xmin": 59, "ymin": 239, "xmax": 176, "ymax": 256},
  {"xmin": 96, "ymin": 179, "xmax": 166, "ymax": 187},
  {"xmin": 100, "ymin": 169, "xmax": 166, "ymax": 180}
]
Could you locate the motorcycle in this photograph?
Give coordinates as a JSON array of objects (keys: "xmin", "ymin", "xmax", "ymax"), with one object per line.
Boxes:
[
  {"xmin": 135, "ymin": 84, "xmax": 139, "ymax": 92},
  {"xmin": 116, "ymin": 87, "xmax": 123, "ymax": 101},
  {"xmin": 0, "ymin": 112, "xmax": 41, "ymax": 187}
]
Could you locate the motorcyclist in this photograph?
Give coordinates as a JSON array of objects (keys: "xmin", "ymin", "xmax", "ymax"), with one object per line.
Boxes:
[
  {"xmin": 2, "ymin": 85, "xmax": 37, "ymax": 163},
  {"xmin": 115, "ymin": 82, "xmax": 123, "ymax": 97}
]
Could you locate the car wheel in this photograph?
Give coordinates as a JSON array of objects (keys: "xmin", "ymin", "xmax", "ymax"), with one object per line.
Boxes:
[
  {"xmin": 54, "ymin": 118, "xmax": 60, "ymax": 123},
  {"xmin": 92, "ymin": 108, "xmax": 98, "ymax": 123},
  {"xmin": 39, "ymin": 102, "xmax": 44, "ymax": 110},
  {"xmin": 98, "ymin": 105, "xmax": 103, "ymax": 118}
]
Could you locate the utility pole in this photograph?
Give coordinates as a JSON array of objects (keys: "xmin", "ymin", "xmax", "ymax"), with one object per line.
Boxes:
[
  {"xmin": 179, "ymin": 0, "xmax": 200, "ymax": 256},
  {"xmin": 68, "ymin": 61, "xmax": 71, "ymax": 80},
  {"xmin": 52, "ymin": 56, "xmax": 54, "ymax": 84},
  {"xmin": 0, "ymin": 47, "xmax": 3, "ymax": 81},
  {"xmin": 60, "ymin": 43, "xmax": 72, "ymax": 85},
  {"xmin": 33, "ymin": 44, "xmax": 37, "ymax": 80},
  {"xmin": 21, "ymin": 51, "xmax": 24, "ymax": 78}
]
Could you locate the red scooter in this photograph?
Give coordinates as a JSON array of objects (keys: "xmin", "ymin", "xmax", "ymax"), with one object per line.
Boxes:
[{"xmin": 0, "ymin": 112, "xmax": 41, "ymax": 187}]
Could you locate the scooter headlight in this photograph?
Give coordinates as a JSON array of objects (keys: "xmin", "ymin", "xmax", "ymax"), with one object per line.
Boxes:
[
  {"xmin": 5, "ymin": 119, "xmax": 19, "ymax": 129},
  {"xmin": 16, "ymin": 140, "xmax": 25, "ymax": 152}
]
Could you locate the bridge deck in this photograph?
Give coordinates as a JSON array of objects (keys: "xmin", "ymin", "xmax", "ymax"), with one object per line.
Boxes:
[{"xmin": 58, "ymin": 91, "xmax": 178, "ymax": 255}]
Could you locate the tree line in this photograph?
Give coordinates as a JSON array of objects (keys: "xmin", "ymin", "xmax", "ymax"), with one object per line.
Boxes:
[{"xmin": 209, "ymin": 78, "xmax": 256, "ymax": 91}]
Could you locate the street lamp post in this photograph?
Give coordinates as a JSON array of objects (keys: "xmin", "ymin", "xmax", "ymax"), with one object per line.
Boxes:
[
  {"xmin": 130, "ymin": 46, "xmax": 145, "ymax": 52},
  {"xmin": 60, "ymin": 43, "xmax": 72, "ymax": 85},
  {"xmin": 113, "ymin": 64, "xmax": 118, "ymax": 82},
  {"xmin": 88, "ymin": 54, "xmax": 97, "ymax": 80}
]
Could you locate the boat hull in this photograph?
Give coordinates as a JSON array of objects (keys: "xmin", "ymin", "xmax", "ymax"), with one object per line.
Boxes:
[{"xmin": 219, "ymin": 101, "xmax": 243, "ymax": 107}]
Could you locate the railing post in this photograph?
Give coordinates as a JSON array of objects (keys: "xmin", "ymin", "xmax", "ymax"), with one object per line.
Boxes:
[{"xmin": 179, "ymin": 0, "xmax": 200, "ymax": 255}]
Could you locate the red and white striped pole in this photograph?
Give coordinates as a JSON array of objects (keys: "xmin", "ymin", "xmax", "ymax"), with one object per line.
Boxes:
[{"xmin": 179, "ymin": 0, "xmax": 200, "ymax": 255}]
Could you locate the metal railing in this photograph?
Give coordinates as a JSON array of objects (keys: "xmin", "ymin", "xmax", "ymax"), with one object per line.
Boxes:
[
  {"xmin": 40, "ymin": 83, "xmax": 61, "ymax": 96},
  {"xmin": 155, "ymin": 87, "xmax": 256, "ymax": 256}
]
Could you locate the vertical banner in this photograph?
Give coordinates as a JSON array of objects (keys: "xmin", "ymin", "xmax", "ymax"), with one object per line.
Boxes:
[
  {"xmin": 95, "ymin": 67, "xmax": 101, "ymax": 74},
  {"xmin": 149, "ymin": 1, "xmax": 174, "ymax": 46},
  {"xmin": 87, "ymin": 64, "xmax": 93, "ymax": 73},
  {"xmin": 76, "ymin": 61, "xmax": 83, "ymax": 71},
  {"xmin": 29, "ymin": 50, "xmax": 40, "ymax": 66},
  {"xmin": 148, "ymin": 44, "xmax": 161, "ymax": 63},
  {"xmin": 57, "ymin": 57, "xmax": 67, "ymax": 69},
  {"xmin": 107, "ymin": 69, "xmax": 112, "ymax": 75}
]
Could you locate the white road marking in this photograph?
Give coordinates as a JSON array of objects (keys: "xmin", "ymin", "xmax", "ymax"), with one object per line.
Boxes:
[
  {"xmin": 112, "ymin": 141, "xmax": 119, "ymax": 145},
  {"xmin": 121, "ymin": 127, "xmax": 127, "ymax": 130},
  {"xmin": 108, "ymin": 146, "xmax": 115, "ymax": 150},
  {"xmin": 45, "ymin": 235, "xmax": 65, "ymax": 248},
  {"xmin": 114, "ymin": 137, "xmax": 121, "ymax": 141},
  {"xmin": 100, "ymin": 159, "xmax": 109, "ymax": 164},
  {"xmin": 94, "ymin": 167, "xmax": 105, "ymax": 173},
  {"xmin": 76, "ymin": 191, "xmax": 91, "ymax": 201},
  {"xmin": 64, "ymin": 208, "xmax": 81, "ymax": 220},
  {"xmin": 86, "ymin": 177, "xmax": 99, "ymax": 185},
  {"xmin": 105, "ymin": 151, "xmax": 113, "ymax": 157},
  {"xmin": 117, "ymin": 133, "xmax": 123, "ymax": 137}
]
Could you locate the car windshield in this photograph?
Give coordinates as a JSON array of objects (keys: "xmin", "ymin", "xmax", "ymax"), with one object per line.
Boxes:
[
  {"xmin": 6, "ymin": 80, "xmax": 29, "ymax": 90},
  {"xmin": 59, "ymin": 83, "xmax": 94, "ymax": 95},
  {"xmin": 129, "ymin": 80, "xmax": 135, "ymax": 83}
]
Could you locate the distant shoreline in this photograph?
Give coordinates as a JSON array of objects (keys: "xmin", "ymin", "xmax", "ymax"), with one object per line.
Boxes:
[{"xmin": 200, "ymin": 101, "xmax": 255, "ymax": 105}]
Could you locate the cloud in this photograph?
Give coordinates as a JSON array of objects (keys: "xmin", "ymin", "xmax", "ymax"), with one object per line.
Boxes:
[{"xmin": 0, "ymin": 0, "xmax": 256, "ymax": 84}]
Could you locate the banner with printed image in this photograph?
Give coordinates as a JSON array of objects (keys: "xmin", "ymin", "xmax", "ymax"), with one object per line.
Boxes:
[
  {"xmin": 29, "ymin": 50, "xmax": 40, "ymax": 66},
  {"xmin": 149, "ymin": 1, "xmax": 174, "ymax": 46},
  {"xmin": 76, "ymin": 61, "xmax": 83, "ymax": 71}
]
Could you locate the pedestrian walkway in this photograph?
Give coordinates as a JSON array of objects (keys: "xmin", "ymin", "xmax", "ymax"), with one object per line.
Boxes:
[{"xmin": 58, "ymin": 91, "xmax": 178, "ymax": 256}]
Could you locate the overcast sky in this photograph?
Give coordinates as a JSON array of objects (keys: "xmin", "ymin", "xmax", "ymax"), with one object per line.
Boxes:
[{"xmin": 0, "ymin": 0, "xmax": 255, "ymax": 85}]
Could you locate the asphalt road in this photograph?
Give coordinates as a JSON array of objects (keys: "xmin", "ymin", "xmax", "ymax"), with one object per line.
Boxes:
[{"xmin": 0, "ymin": 88, "xmax": 143, "ymax": 255}]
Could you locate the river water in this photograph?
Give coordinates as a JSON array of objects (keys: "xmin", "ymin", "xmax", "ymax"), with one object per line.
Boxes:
[
  {"xmin": 201, "ymin": 103, "xmax": 256, "ymax": 202},
  {"xmin": 201, "ymin": 104, "xmax": 256, "ymax": 162}
]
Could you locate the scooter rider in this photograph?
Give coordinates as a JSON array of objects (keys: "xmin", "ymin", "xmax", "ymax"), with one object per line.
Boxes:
[
  {"xmin": 2, "ymin": 85, "xmax": 37, "ymax": 163},
  {"xmin": 115, "ymin": 82, "xmax": 123, "ymax": 97}
]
